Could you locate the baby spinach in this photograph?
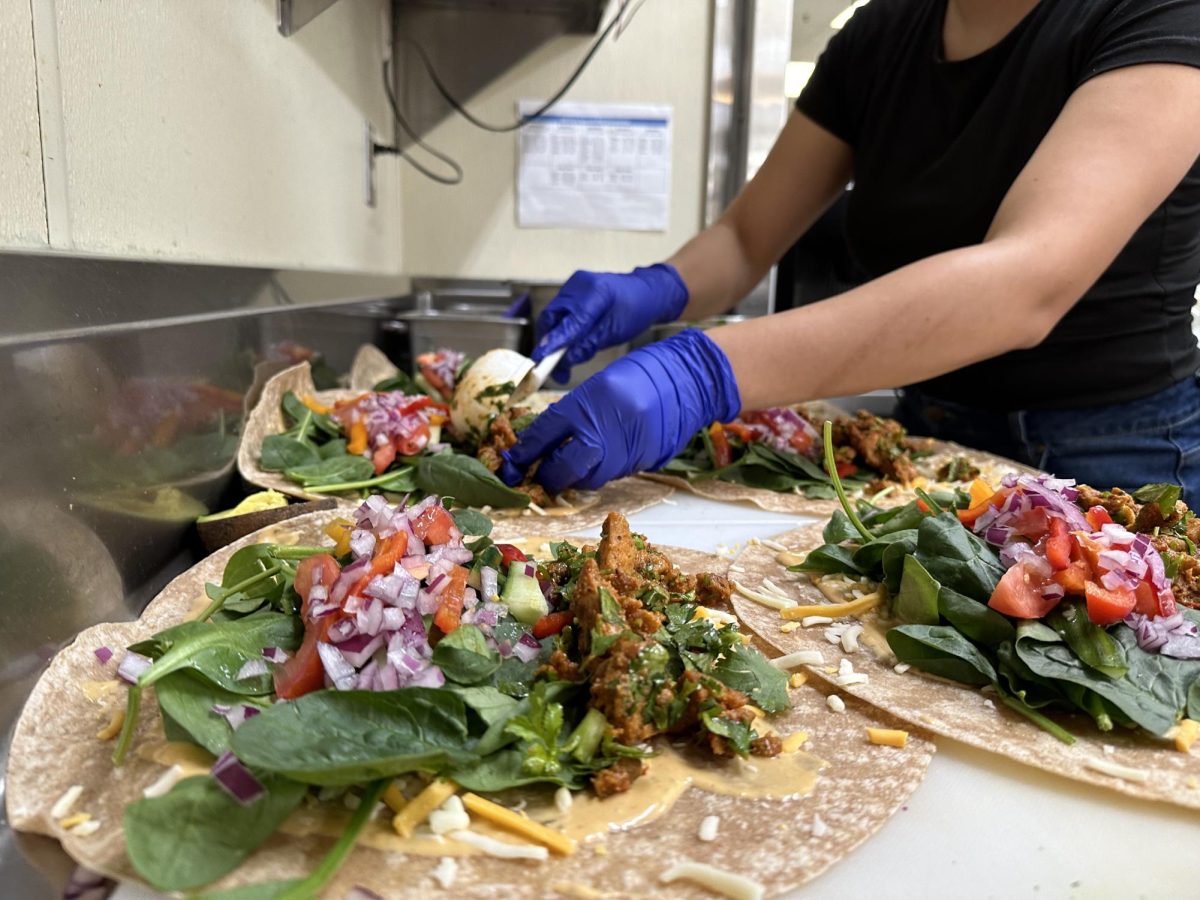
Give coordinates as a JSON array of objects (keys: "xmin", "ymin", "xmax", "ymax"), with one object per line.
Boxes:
[
  {"xmin": 701, "ymin": 711, "xmax": 754, "ymax": 756},
  {"xmin": 283, "ymin": 455, "xmax": 375, "ymax": 487},
  {"xmin": 416, "ymin": 452, "xmax": 531, "ymax": 509},
  {"xmin": 1132, "ymin": 483, "xmax": 1182, "ymax": 516},
  {"xmin": 1046, "ymin": 600, "xmax": 1127, "ymax": 678},
  {"xmin": 374, "ymin": 371, "xmax": 424, "ymax": 395},
  {"xmin": 280, "ymin": 391, "xmax": 339, "ymax": 438},
  {"xmin": 896, "ymin": 556, "xmax": 940, "ymax": 626},
  {"xmin": 822, "ymin": 510, "xmax": 862, "ymax": 544},
  {"xmin": 305, "ymin": 465, "xmax": 418, "ymax": 495},
  {"xmin": 791, "ymin": 544, "xmax": 863, "ymax": 576},
  {"xmin": 231, "ymin": 688, "xmax": 476, "ymax": 785},
  {"xmin": 317, "ymin": 437, "xmax": 348, "ymax": 459},
  {"xmin": 886, "ymin": 625, "xmax": 997, "ymax": 686},
  {"xmin": 449, "ymin": 747, "xmax": 583, "ymax": 792},
  {"xmin": 445, "ymin": 684, "xmax": 521, "ymax": 727},
  {"xmin": 260, "ymin": 434, "xmax": 320, "ymax": 471},
  {"xmin": 451, "ymin": 507, "xmax": 494, "ymax": 537},
  {"xmin": 937, "ymin": 586, "xmax": 1014, "ymax": 647},
  {"xmin": 124, "ymin": 773, "xmax": 306, "ymax": 891},
  {"xmin": 911, "ymin": 513, "xmax": 1005, "ymax": 603},
  {"xmin": 155, "ymin": 671, "xmax": 266, "ymax": 756},
  {"xmin": 432, "ymin": 624, "xmax": 502, "ymax": 685}
]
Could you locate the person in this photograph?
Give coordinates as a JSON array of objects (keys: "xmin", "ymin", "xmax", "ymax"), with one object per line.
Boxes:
[{"xmin": 501, "ymin": 0, "xmax": 1200, "ymax": 500}]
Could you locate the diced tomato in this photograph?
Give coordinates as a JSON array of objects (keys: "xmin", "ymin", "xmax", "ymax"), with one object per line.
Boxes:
[
  {"xmin": 1134, "ymin": 580, "xmax": 1178, "ymax": 618},
  {"xmin": 1010, "ymin": 506, "xmax": 1051, "ymax": 540},
  {"xmin": 433, "ymin": 566, "xmax": 469, "ymax": 634},
  {"xmin": 418, "ymin": 359, "xmax": 452, "ymax": 401},
  {"xmin": 276, "ymin": 554, "xmax": 341, "ymax": 699},
  {"xmin": 412, "ymin": 505, "xmax": 456, "ymax": 545},
  {"xmin": 835, "ymin": 460, "xmax": 858, "ymax": 478},
  {"xmin": 1074, "ymin": 533, "xmax": 1106, "ymax": 574},
  {"xmin": 394, "ymin": 422, "xmax": 430, "ymax": 458},
  {"xmin": 1044, "ymin": 517, "xmax": 1072, "ymax": 571},
  {"xmin": 1051, "ymin": 559, "xmax": 1093, "ymax": 595},
  {"xmin": 789, "ymin": 430, "xmax": 815, "ymax": 455},
  {"xmin": 708, "ymin": 423, "xmax": 733, "ymax": 468},
  {"xmin": 371, "ymin": 441, "xmax": 397, "ymax": 475},
  {"xmin": 497, "ymin": 544, "xmax": 528, "ymax": 568},
  {"xmin": 531, "ymin": 610, "xmax": 574, "ymax": 639},
  {"xmin": 1084, "ymin": 580, "xmax": 1136, "ymax": 626},
  {"xmin": 1085, "ymin": 505, "xmax": 1114, "ymax": 531},
  {"xmin": 988, "ymin": 563, "xmax": 1062, "ymax": 619},
  {"xmin": 370, "ymin": 532, "xmax": 409, "ymax": 577},
  {"xmin": 958, "ymin": 487, "xmax": 1010, "ymax": 527}
]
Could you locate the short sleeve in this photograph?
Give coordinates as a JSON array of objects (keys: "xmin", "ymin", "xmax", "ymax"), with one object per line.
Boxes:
[
  {"xmin": 795, "ymin": 6, "xmax": 877, "ymax": 146},
  {"xmin": 1081, "ymin": 0, "xmax": 1200, "ymax": 85}
]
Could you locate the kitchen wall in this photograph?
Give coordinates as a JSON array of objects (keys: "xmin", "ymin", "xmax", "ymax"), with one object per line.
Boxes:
[
  {"xmin": 7, "ymin": 0, "xmax": 401, "ymax": 274},
  {"xmin": 396, "ymin": 0, "xmax": 714, "ymax": 282}
]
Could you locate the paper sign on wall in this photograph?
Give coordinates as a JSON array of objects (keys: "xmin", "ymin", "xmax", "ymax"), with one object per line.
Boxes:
[{"xmin": 516, "ymin": 101, "xmax": 672, "ymax": 231}]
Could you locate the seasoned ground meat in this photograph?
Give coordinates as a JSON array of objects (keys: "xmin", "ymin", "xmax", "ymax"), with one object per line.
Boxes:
[
  {"xmin": 588, "ymin": 636, "xmax": 662, "ymax": 743},
  {"xmin": 1076, "ymin": 485, "xmax": 1139, "ymax": 528},
  {"xmin": 831, "ymin": 410, "xmax": 919, "ymax": 484},
  {"xmin": 591, "ymin": 756, "xmax": 647, "ymax": 798},
  {"xmin": 695, "ymin": 572, "xmax": 733, "ymax": 610},
  {"xmin": 474, "ymin": 412, "xmax": 550, "ymax": 506},
  {"xmin": 539, "ymin": 649, "xmax": 581, "ymax": 682},
  {"xmin": 935, "ymin": 456, "xmax": 981, "ymax": 483},
  {"xmin": 751, "ymin": 733, "xmax": 784, "ymax": 757}
]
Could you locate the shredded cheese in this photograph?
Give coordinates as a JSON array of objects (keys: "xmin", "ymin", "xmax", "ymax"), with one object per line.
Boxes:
[
  {"xmin": 840, "ymin": 624, "xmax": 864, "ymax": 653},
  {"xmin": 432, "ymin": 857, "xmax": 458, "ymax": 889},
  {"xmin": 826, "ymin": 695, "xmax": 846, "ymax": 713},
  {"xmin": 1174, "ymin": 718, "xmax": 1199, "ymax": 753},
  {"xmin": 528, "ymin": 502, "xmax": 547, "ymax": 516},
  {"xmin": 142, "ymin": 765, "xmax": 183, "ymax": 799},
  {"xmin": 659, "ymin": 861, "xmax": 764, "ymax": 900},
  {"xmin": 59, "ymin": 813, "xmax": 91, "ymax": 830},
  {"xmin": 866, "ymin": 728, "xmax": 909, "ymax": 748},
  {"xmin": 461, "ymin": 792, "xmax": 577, "ymax": 855},
  {"xmin": 733, "ymin": 581, "xmax": 795, "ymax": 611},
  {"xmin": 788, "ymin": 672, "xmax": 808, "ymax": 689},
  {"xmin": 781, "ymin": 731, "xmax": 809, "ymax": 754},
  {"xmin": 555, "ymin": 786, "xmax": 573, "ymax": 813},
  {"xmin": 382, "ymin": 780, "xmax": 407, "ymax": 813},
  {"xmin": 760, "ymin": 578, "xmax": 793, "ymax": 600},
  {"xmin": 801, "ymin": 615, "xmax": 833, "ymax": 628},
  {"xmin": 775, "ymin": 550, "xmax": 806, "ymax": 567},
  {"xmin": 69, "ymin": 820, "xmax": 101, "ymax": 837},
  {"xmin": 392, "ymin": 779, "xmax": 458, "ymax": 837},
  {"xmin": 779, "ymin": 591, "xmax": 882, "ymax": 621},
  {"xmin": 51, "ymin": 785, "xmax": 83, "ymax": 819},
  {"xmin": 695, "ymin": 606, "xmax": 738, "ymax": 626},
  {"xmin": 697, "ymin": 815, "xmax": 720, "ymax": 842},
  {"xmin": 96, "ymin": 708, "xmax": 125, "ymax": 741},
  {"xmin": 449, "ymin": 829, "xmax": 549, "ymax": 861},
  {"xmin": 1083, "ymin": 758, "xmax": 1150, "ymax": 784},
  {"xmin": 779, "ymin": 621, "xmax": 801, "ymax": 633},
  {"xmin": 771, "ymin": 649, "xmax": 823, "ymax": 669},
  {"xmin": 893, "ymin": 663, "xmax": 911, "ymax": 674}
]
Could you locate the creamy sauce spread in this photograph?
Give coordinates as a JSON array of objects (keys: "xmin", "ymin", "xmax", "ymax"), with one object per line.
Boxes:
[
  {"xmin": 80, "ymin": 679, "xmax": 119, "ymax": 703},
  {"xmin": 137, "ymin": 740, "xmax": 216, "ymax": 777},
  {"xmin": 211, "ymin": 742, "xmax": 822, "ymax": 858}
]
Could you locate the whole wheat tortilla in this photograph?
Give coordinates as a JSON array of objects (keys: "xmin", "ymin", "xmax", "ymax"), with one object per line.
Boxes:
[
  {"xmin": 347, "ymin": 344, "xmax": 400, "ymax": 392},
  {"xmin": 7, "ymin": 511, "xmax": 933, "ymax": 899},
  {"xmin": 728, "ymin": 525, "xmax": 1200, "ymax": 809},
  {"xmin": 237, "ymin": 362, "xmax": 672, "ymax": 535},
  {"xmin": 645, "ymin": 438, "xmax": 1038, "ymax": 518}
]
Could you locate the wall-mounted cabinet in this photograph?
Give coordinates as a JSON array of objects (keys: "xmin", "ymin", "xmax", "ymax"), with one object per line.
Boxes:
[{"xmin": 8, "ymin": 0, "xmax": 401, "ymax": 274}]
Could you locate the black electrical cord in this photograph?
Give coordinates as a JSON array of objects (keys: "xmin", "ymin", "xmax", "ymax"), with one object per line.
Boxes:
[
  {"xmin": 377, "ymin": 58, "xmax": 464, "ymax": 185},
  {"xmin": 394, "ymin": 5, "xmax": 625, "ymax": 134}
]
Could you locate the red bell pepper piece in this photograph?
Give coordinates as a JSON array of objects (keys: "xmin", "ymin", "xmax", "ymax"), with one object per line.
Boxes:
[
  {"xmin": 412, "ymin": 505, "xmax": 456, "ymax": 545},
  {"xmin": 433, "ymin": 566, "xmax": 469, "ymax": 634},
  {"xmin": 1044, "ymin": 517, "xmax": 1072, "ymax": 571},
  {"xmin": 1084, "ymin": 580, "xmax": 1136, "ymax": 626},
  {"xmin": 496, "ymin": 544, "xmax": 528, "ymax": 568},
  {"xmin": 708, "ymin": 423, "xmax": 733, "ymax": 468},
  {"xmin": 531, "ymin": 610, "xmax": 574, "ymax": 639}
]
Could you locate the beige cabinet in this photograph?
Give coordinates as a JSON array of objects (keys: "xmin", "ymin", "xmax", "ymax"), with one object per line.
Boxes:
[
  {"xmin": 0, "ymin": 3, "xmax": 48, "ymax": 248},
  {"xmin": 10, "ymin": 0, "xmax": 401, "ymax": 273}
]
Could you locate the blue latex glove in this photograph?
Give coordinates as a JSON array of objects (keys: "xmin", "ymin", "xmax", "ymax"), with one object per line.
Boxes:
[
  {"xmin": 501, "ymin": 329, "xmax": 741, "ymax": 493},
  {"xmin": 533, "ymin": 263, "xmax": 689, "ymax": 383}
]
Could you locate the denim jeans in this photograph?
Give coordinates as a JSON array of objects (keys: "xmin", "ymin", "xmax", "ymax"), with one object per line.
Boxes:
[{"xmin": 895, "ymin": 374, "xmax": 1200, "ymax": 503}]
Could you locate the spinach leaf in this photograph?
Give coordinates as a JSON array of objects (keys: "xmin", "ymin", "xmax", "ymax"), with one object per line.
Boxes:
[
  {"xmin": 374, "ymin": 371, "xmax": 424, "ymax": 395},
  {"xmin": 432, "ymin": 624, "xmax": 502, "ymax": 685},
  {"xmin": 896, "ymin": 556, "xmax": 940, "ymax": 626},
  {"xmin": 154, "ymin": 671, "xmax": 266, "ymax": 756},
  {"xmin": 789, "ymin": 543, "xmax": 863, "ymax": 576},
  {"xmin": 822, "ymin": 510, "xmax": 862, "ymax": 544},
  {"xmin": 124, "ymin": 774, "xmax": 306, "ymax": 891},
  {"xmin": 305, "ymin": 465, "xmax": 419, "ymax": 496},
  {"xmin": 416, "ymin": 452, "xmax": 531, "ymax": 509},
  {"xmin": 886, "ymin": 625, "xmax": 997, "ymax": 686},
  {"xmin": 445, "ymin": 684, "xmax": 521, "ymax": 728},
  {"xmin": 231, "ymin": 688, "xmax": 476, "ymax": 785},
  {"xmin": 1046, "ymin": 600, "xmax": 1127, "ymax": 678},
  {"xmin": 451, "ymin": 508, "xmax": 494, "ymax": 537},
  {"xmin": 912, "ymin": 513, "xmax": 1005, "ymax": 603},
  {"xmin": 938, "ymin": 586, "xmax": 1015, "ymax": 648},
  {"xmin": 283, "ymin": 455, "xmax": 374, "ymax": 487},
  {"xmin": 851, "ymin": 529, "xmax": 917, "ymax": 574},
  {"xmin": 1189, "ymin": 678, "xmax": 1200, "ymax": 720},
  {"xmin": 317, "ymin": 438, "xmax": 348, "ymax": 460},
  {"xmin": 449, "ymin": 747, "xmax": 583, "ymax": 792},
  {"xmin": 712, "ymin": 643, "xmax": 790, "ymax": 713},
  {"xmin": 280, "ymin": 391, "xmax": 340, "ymax": 438},
  {"xmin": 212, "ymin": 545, "xmax": 290, "ymax": 615},
  {"xmin": 260, "ymin": 434, "xmax": 320, "ymax": 471}
]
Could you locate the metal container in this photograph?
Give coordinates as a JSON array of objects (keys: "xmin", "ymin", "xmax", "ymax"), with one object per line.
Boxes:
[{"xmin": 385, "ymin": 310, "xmax": 529, "ymax": 359}]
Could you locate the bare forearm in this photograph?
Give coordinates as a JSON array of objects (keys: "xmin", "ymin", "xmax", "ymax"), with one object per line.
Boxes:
[
  {"xmin": 667, "ymin": 222, "xmax": 770, "ymax": 320},
  {"xmin": 708, "ymin": 239, "xmax": 1065, "ymax": 410}
]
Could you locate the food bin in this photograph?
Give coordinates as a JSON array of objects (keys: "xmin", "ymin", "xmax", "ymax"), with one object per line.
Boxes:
[{"xmin": 384, "ymin": 310, "xmax": 529, "ymax": 360}]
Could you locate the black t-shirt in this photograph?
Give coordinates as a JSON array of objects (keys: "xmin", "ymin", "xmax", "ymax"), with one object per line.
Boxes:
[{"xmin": 797, "ymin": 0, "xmax": 1200, "ymax": 411}]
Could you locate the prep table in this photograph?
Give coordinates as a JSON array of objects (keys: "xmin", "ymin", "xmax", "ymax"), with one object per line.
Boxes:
[{"xmin": 11, "ymin": 492, "xmax": 1195, "ymax": 900}]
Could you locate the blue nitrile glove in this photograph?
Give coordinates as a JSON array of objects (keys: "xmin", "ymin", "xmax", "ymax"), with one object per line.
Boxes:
[
  {"xmin": 501, "ymin": 329, "xmax": 741, "ymax": 494},
  {"xmin": 533, "ymin": 263, "xmax": 690, "ymax": 383}
]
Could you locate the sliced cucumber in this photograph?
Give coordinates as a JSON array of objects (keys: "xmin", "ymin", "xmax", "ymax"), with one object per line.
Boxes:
[{"xmin": 500, "ymin": 561, "xmax": 549, "ymax": 625}]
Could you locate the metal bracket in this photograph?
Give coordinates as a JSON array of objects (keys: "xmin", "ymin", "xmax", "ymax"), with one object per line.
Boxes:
[{"xmin": 277, "ymin": 0, "xmax": 342, "ymax": 36}]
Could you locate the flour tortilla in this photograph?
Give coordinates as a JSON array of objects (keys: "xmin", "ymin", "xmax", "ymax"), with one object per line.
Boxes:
[
  {"xmin": 7, "ymin": 511, "xmax": 934, "ymax": 898},
  {"xmin": 238, "ymin": 362, "xmax": 672, "ymax": 535},
  {"xmin": 646, "ymin": 437, "xmax": 1038, "ymax": 518},
  {"xmin": 347, "ymin": 343, "xmax": 400, "ymax": 392},
  {"xmin": 729, "ymin": 525, "xmax": 1200, "ymax": 809}
]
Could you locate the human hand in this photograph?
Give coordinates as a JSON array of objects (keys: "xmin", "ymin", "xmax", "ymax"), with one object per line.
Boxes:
[
  {"xmin": 532, "ymin": 263, "xmax": 689, "ymax": 383},
  {"xmin": 500, "ymin": 329, "xmax": 740, "ymax": 493}
]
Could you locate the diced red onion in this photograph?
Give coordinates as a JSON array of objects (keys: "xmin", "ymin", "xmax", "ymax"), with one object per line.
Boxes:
[
  {"xmin": 463, "ymin": 587, "xmax": 479, "ymax": 610},
  {"xmin": 496, "ymin": 640, "xmax": 513, "ymax": 658},
  {"xmin": 318, "ymin": 641, "xmax": 359, "ymax": 690},
  {"xmin": 357, "ymin": 598, "xmax": 385, "ymax": 636},
  {"xmin": 328, "ymin": 618, "xmax": 357, "ymax": 643},
  {"xmin": 523, "ymin": 562, "xmax": 536, "ymax": 578},
  {"xmin": 212, "ymin": 703, "xmax": 261, "ymax": 730},
  {"xmin": 427, "ymin": 573, "xmax": 448, "ymax": 594},
  {"xmin": 1000, "ymin": 542, "xmax": 1052, "ymax": 580},
  {"xmin": 439, "ymin": 543, "xmax": 473, "ymax": 565},
  {"xmin": 340, "ymin": 633, "xmax": 385, "ymax": 668},
  {"xmin": 117, "ymin": 651, "xmax": 152, "ymax": 685},
  {"xmin": 236, "ymin": 659, "xmax": 269, "ymax": 681},
  {"xmin": 93, "ymin": 646, "xmax": 113, "ymax": 665},
  {"xmin": 211, "ymin": 751, "xmax": 265, "ymax": 805},
  {"xmin": 513, "ymin": 633, "xmax": 541, "ymax": 663},
  {"xmin": 309, "ymin": 601, "xmax": 338, "ymax": 619},
  {"xmin": 349, "ymin": 529, "xmax": 377, "ymax": 560},
  {"xmin": 381, "ymin": 608, "xmax": 406, "ymax": 630},
  {"xmin": 307, "ymin": 584, "xmax": 328, "ymax": 604},
  {"xmin": 62, "ymin": 866, "xmax": 112, "ymax": 900},
  {"xmin": 377, "ymin": 661, "xmax": 400, "ymax": 691},
  {"xmin": 331, "ymin": 556, "xmax": 371, "ymax": 607},
  {"xmin": 401, "ymin": 555, "xmax": 431, "ymax": 580},
  {"xmin": 1125, "ymin": 611, "xmax": 1200, "ymax": 659},
  {"xmin": 409, "ymin": 665, "xmax": 446, "ymax": 688},
  {"xmin": 261, "ymin": 646, "xmax": 290, "ymax": 664},
  {"xmin": 1040, "ymin": 582, "xmax": 1064, "ymax": 601}
]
